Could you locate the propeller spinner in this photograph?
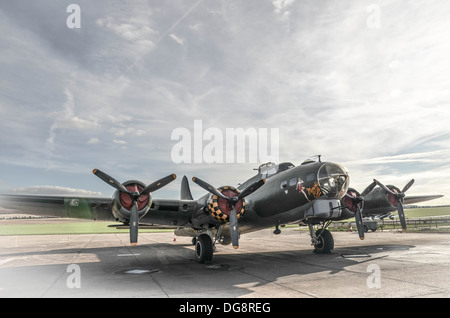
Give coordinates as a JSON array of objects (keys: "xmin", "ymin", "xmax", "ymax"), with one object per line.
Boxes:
[{"xmin": 93, "ymin": 169, "xmax": 176, "ymax": 246}]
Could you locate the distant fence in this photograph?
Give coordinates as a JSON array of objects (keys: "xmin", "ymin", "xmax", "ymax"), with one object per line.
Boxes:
[
  {"xmin": 332, "ymin": 217, "xmax": 450, "ymax": 232},
  {"xmin": 383, "ymin": 217, "xmax": 450, "ymax": 231}
]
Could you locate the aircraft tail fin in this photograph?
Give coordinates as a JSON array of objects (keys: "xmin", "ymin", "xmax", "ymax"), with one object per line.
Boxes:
[{"xmin": 180, "ymin": 175, "xmax": 194, "ymax": 200}]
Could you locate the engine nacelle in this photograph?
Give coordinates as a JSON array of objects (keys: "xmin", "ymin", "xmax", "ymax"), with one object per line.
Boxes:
[
  {"xmin": 361, "ymin": 186, "xmax": 401, "ymax": 216},
  {"xmin": 384, "ymin": 185, "xmax": 402, "ymax": 207},
  {"xmin": 340, "ymin": 188, "xmax": 363, "ymax": 219},
  {"xmin": 112, "ymin": 180, "xmax": 152, "ymax": 223},
  {"xmin": 207, "ymin": 186, "xmax": 245, "ymax": 222}
]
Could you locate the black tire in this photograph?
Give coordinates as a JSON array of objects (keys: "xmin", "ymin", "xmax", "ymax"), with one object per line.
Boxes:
[
  {"xmin": 314, "ymin": 229, "xmax": 334, "ymax": 254},
  {"xmin": 195, "ymin": 234, "xmax": 213, "ymax": 263}
]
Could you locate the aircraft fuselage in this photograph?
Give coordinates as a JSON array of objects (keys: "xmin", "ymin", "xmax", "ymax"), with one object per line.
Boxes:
[{"xmin": 237, "ymin": 161, "xmax": 349, "ymax": 233}]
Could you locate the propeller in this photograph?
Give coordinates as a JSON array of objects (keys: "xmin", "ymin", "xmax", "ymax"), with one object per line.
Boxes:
[
  {"xmin": 374, "ymin": 179, "xmax": 414, "ymax": 232},
  {"xmin": 93, "ymin": 169, "xmax": 176, "ymax": 245},
  {"xmin": 346, "ymin": 180, "xmax": 377, "ymax": 240},
  {"xmin": 192, "ymin": 177, "xmax": 266, "ymax": 249}
]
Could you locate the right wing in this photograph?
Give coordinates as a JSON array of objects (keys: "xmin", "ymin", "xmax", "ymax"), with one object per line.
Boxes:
[
  {"xmin": 0, "ymin": 194, "xmax": 203, "ymax": 228},
  {"xmin": 0, "ymin": 194, "xmax": 115, "ymax": 221}
]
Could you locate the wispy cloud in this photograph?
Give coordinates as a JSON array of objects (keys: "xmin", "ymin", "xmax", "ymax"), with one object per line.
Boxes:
[
  {"xmin": 0, "ymin": 1, "xmax": 449, "ymax": 204},
  {"xmin": 345, "ymin": 150, "xmax": 450, "ymax": 165},
  {"xmin": 46, "ymin": 87, "xmax": 99, "ymax": 153},
  {"xmin": 169, "ymin": 34, "xmax": 184, "ymax": 46}
]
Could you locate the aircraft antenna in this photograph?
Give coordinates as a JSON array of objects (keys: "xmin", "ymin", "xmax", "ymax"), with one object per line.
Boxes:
[{"xmin": 312, "ymin": 154, "xmax": 322, "ymax": 162}]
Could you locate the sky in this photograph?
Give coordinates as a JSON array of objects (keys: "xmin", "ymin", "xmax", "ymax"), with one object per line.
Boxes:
[{"xmin": 0, "ymin": 0, "xmax": 449, "ymax": 204}]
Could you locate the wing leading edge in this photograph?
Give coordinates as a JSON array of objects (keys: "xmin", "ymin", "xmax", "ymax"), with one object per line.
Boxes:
[
  {"xmin": 404, "ymin": 195, "xmax": 444, "ymax": 206},
  {"xmin": 0, "ymin": 194, "xmax": 199, "ymax": 227},
  {"xmin": 0, "ymin": 194, "xmax": 115, "ymax": 221}
]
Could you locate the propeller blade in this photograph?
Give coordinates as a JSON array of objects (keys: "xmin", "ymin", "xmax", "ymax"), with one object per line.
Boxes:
[
  {"xmin": 192, "ymin": 177, "xmax": 228, "ymax": 200},
  {"xmin": 401, "ymin": 179, "xmax": 415, "ymax": 193},
  {"xmin": 93, "ymin": 169, "xmax": 130, "ymax": 194},
  {"xmin": 129, "ymin": 201, "xmax": 139, "ymax": 246},
  {"xmin": 141, "ymin": 174, "xmax": 177, "ymax": 195},
  {"xmin": 360, "ymin": 180, "xmax": 377, "ymax": 197},
  {"xmin": 229, "ymin": 205, "xmax": 239, "ymax": 249},
  {"xmin": 397, "ymin": 202, "xmax": 407, "ymax": 232},
  {"xmin": 237, "ymin": 179, "xmax": 266, "ymax": 200},
  {"xmin": 374, "ymin": 179, "xmax": 396, "ymax": 195},
  {"xmin": 355, "ymin": 205, "xmax": 365, "ymax": 240},
  {"xmin": 374, "ymin": 178, "xmax": 410, "ymax": 231}
]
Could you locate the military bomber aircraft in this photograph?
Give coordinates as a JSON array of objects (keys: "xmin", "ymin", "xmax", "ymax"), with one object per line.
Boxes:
[{"xmin": 0, "ymin": 158, "xmax": 443, "ymax": 263}]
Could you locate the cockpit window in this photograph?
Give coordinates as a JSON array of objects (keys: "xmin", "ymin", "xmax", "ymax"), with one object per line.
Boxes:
[
  {"xmin": 317, "ymin": 163, "xmax": 349, "ymax": 199},
  {"xmin": 257, "ymin": 162, "xmax": 295, "ymax": 178},
  {"xmin": 258, "ymin": 162, "xmax": 278, "ymax": 178}
]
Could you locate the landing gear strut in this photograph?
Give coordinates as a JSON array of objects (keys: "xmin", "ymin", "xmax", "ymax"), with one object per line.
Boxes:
[{"xmin": 308, "ymin": 222, "xmax": 334, "ymax": 254}]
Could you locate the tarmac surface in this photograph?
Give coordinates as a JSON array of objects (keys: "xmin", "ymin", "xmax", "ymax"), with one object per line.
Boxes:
[{"xmin": 1, "ymin": 227, "xmax": 450, "ymax": 298}]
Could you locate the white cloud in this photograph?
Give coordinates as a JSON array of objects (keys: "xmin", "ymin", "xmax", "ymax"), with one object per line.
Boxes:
[
  {"xmin": 46, "ymin": 87, "xmax": 100, "ymax": 152},
  {"xmin": 1, "ymin": 1, "xmax": 450, "ymax": 204},
  {"xmin": 169, "ymin": 33, "xmax": 184, "ymax": 46},
  {"xmin": 87, "ymin": 137, "xmax": 100, "ymax": 145},
  {"xmin": 113, "ymin": 139, "xmax": 127, "ymax": 145},
  {"xmin": 96, "ymin": 16, "xmax": 156, "ymax": 44},
  {"xmin": 272, "ymin": 0, "xmax": 295, "ymax": 14}
]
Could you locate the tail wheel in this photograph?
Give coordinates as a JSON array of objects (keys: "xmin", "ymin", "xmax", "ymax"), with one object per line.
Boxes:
[
  {"xmin": 195, "ymin": 234, "xmax": 213, "ymax": 263},
  {"xmin": 314, "ymin": 229, "xmax": 334, "ymax": 254}
]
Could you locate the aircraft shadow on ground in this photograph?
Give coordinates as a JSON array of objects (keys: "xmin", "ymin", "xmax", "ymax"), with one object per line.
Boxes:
[{"xmin": 0, "ymin": 239, "xmax": 416, "ymax": 297}]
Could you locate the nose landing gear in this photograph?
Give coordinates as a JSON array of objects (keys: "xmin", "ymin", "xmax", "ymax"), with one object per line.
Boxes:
[{"xmin": 307, "ymin": 222, "xmax": 334, "ymax": 254}]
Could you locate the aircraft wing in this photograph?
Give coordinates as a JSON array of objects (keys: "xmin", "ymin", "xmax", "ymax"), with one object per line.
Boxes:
[
  {"xmin": 404, "ymin": 195, "xmax": 444, "ymax": 205},
  {"xmin": 0, "ymin": 194, "xmax": 198, "ymax": 227},
  {"xmin": 0, "ymin": 194, "xmax": 115, "ymax": 221}
]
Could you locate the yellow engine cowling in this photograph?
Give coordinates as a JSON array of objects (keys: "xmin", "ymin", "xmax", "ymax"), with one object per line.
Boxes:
[{"xmin": 207, "ymin": 186, "xmax": 245, "ymax": 222}]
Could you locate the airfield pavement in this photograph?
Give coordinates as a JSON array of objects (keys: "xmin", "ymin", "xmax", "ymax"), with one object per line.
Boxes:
[{"xmin": 1, "ymin": 226, "xmax": 450, "ymax": 299}]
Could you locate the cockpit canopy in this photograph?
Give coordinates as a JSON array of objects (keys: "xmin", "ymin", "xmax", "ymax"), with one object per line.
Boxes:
[
  {"xmin": 317, "ymin": 163, "xmax": 349, "ymax": 199},
  {"xmin": 256, "ymin": 162, "xmax": 295, "ymax": 178}
]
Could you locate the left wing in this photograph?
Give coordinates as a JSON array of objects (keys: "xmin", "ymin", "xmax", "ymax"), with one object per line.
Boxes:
[
  {"xmin": 404, "ymin": 195, "xmax": 444, "ymax": 205},
  {"xmin": 341, "ymin": 179, "xmax": 444, "ymax": 234}
]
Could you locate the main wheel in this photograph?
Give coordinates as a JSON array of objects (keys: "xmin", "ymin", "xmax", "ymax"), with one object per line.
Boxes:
[
  {"xmin": 195, "ymin": 234, "xmax": 213, "ymax": 263},
  {"xmin": 313, "ymin": 229, "xmax": 334, "ymax": 254}
]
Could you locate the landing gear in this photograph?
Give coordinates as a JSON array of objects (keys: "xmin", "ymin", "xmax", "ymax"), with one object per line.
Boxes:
[
  {"xmin": 313, "ymin": 229, "xmax": 334, "ymax": 253},
  {"xmin": 195, "ymin": 234, "xmax": 213, "ymax": 263},
  {"xmin": 308, "ymin": 222, "xmax": 334, "ymax": 254}
]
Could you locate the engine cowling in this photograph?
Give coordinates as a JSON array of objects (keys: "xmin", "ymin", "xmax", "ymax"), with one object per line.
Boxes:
[
  {"xmin": 385, "ymin": 185, "xmax": 401, "ymax": 207},
  {"xmin": 207, "ymin": 186, "xmax": 245, "ymax": 222},
  {"xmin": 341, "ymin": 188, "xmax": 363, "ymax": 219},
  {"xmin": 112, "ymin": 180, "xmax": 152, "ymax": 223}
]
